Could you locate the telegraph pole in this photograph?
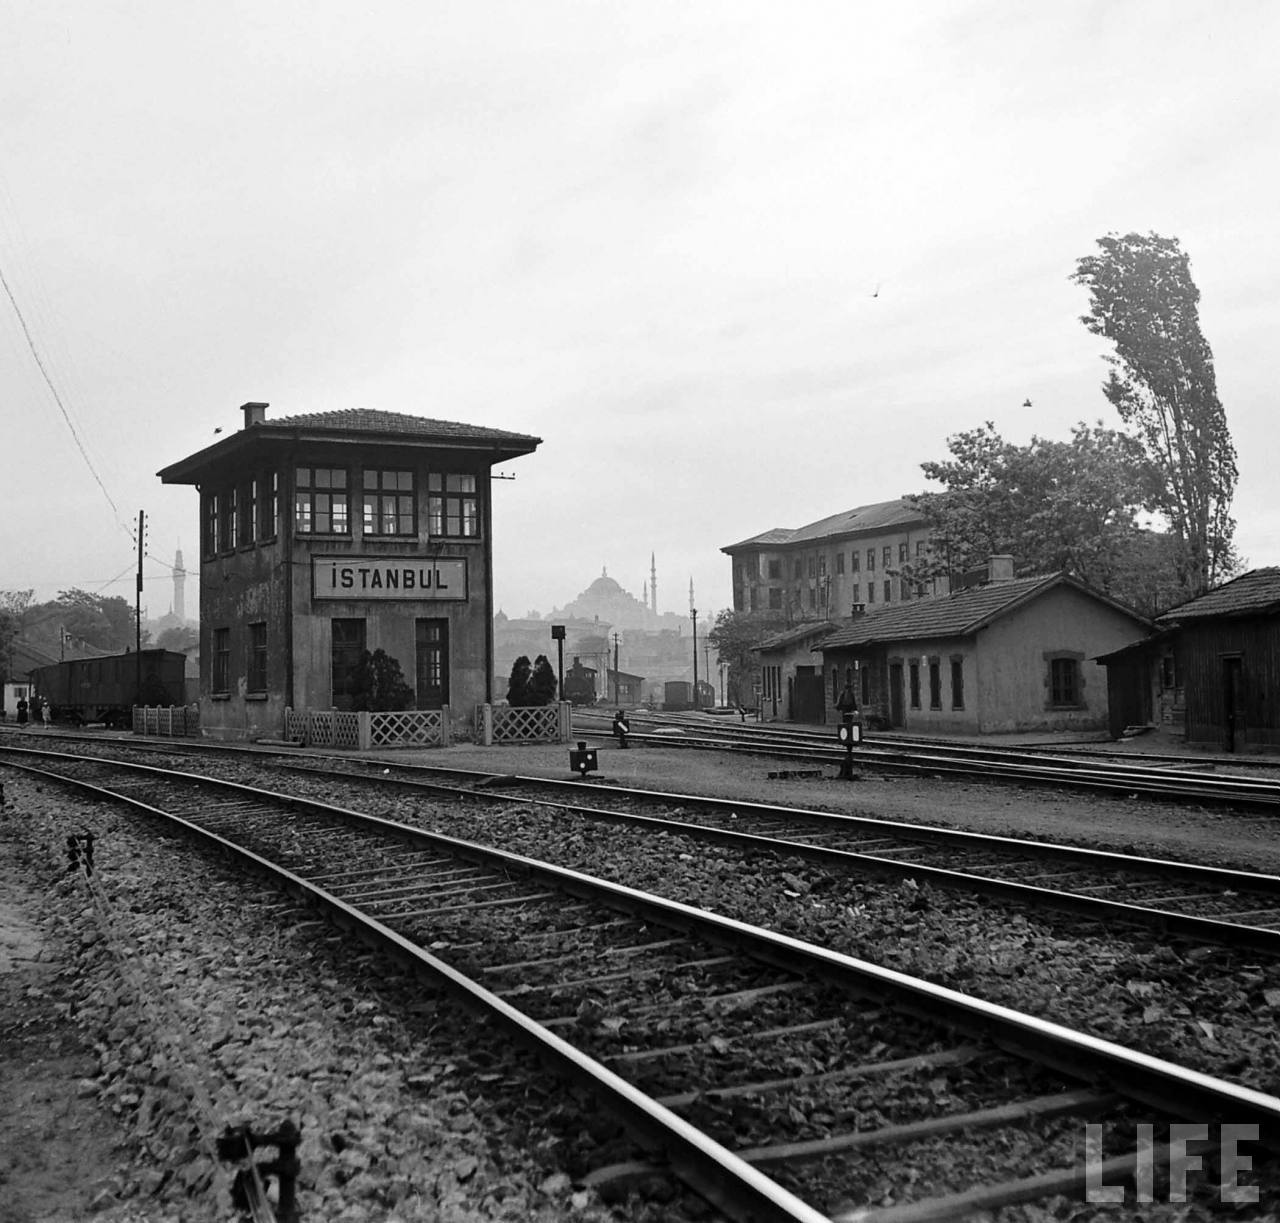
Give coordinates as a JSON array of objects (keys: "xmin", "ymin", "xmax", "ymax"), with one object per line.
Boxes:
[{"xmin": 135, "ymin": 510, "xmax": 145, "ymax": 706}]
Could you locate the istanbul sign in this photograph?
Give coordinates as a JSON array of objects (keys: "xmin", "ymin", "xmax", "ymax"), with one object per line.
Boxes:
[{"xmin": 312, "ymin": 556, "xmax": 467, "ymax": 601}]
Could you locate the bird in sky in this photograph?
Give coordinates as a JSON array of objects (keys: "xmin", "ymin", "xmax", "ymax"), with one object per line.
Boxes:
[{"xmin": 1022, "ymin": 399, "xmax": 1033, "ymax": 408}]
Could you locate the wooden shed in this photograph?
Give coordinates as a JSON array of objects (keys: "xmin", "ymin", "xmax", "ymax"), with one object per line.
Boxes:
[{"xmin": 1149, "ymin": 568, "xmax": 1280, "ymax": 752}]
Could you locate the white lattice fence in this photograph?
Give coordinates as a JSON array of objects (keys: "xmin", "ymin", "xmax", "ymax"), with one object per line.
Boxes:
[
  {"xmin": 132, "ymin": 706, "xmax": 200, "ymax": 737},
  {"xmin": 480, "ymin": 703, "xmax": 566, "ymax": 745},
  {"xmin": 369, "ymin": 709, "xmax": 449, "ymax": 748}
]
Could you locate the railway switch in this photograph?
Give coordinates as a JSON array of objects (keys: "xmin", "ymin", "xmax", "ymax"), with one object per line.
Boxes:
[{"xmin": 569, "ymin": 741, "xmax": 599, "ymax": 777}]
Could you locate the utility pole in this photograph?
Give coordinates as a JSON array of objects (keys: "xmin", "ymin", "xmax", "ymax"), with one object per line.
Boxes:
[
  {"xmin": 613, "ymin": 632, "xmax": 620, "ymax": 705},
  {"xmin": 134, "ymin": 510, "xmax": 145, "ymax": 707}
]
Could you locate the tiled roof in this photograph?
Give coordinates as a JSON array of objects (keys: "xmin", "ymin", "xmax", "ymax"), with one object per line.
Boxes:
[
  {"xmin": 722, "ymin": 527, "xmax": 798, "ymax": 551},
  {"xmin": 270, "ymin": 409, "xmax": 541, "ymax": 445},
  {"xmin": 821, "ymin": 574, "xmax": 1102, "ymax": 649},
  {"xmin": 1155, "ymin": 568, "xmax": 1280, "ymax": 623},
  {"xmin": 722, "ymin": 498, "xmax": 926, "ymax": 554},
  {"xmin": 754, "ymin": 621, "xmax": 838, "ymax": 652},
  {"xmin": 786, "ymin": 498, "xmax": 927, "ymax": 545}
]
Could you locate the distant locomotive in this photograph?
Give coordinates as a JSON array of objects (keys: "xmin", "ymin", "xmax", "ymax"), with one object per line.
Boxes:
[
  {"xmin": 562, "ymin": 658, "xmax": 600, "ymax": 707},
  {"xmin": 32, "ymin": 649, "xmax": 188, "ymax": 728}
]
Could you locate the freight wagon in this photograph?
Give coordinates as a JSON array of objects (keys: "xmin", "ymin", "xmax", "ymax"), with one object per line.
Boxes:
[{"xmin": 32, "ymin": 649, "xmax": 188, "ymax": 728}]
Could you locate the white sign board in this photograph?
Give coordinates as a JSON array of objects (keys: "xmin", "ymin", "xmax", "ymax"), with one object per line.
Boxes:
[{"xmin": 312, "ymin": 556, "xmax": 467, "ymax": 601}]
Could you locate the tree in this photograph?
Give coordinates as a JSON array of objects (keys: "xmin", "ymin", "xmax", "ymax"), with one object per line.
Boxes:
[
  {"xmin": 1072, "ymin": 232, "xmax": 1238, "ymax": 595},
  {"xmin": 904, "ymin": 421, "xmax": 1174, "ymax": 610},
  {"xmin": 707, "ymin": 609, "xmax": 789, "ymax": 708},
  {"xmin": 350, "ymin": 649, "xmax": 415, "ymax": 712},
  {"xmin": 53, "ymin": 589, "xmax": 143, "ymax": 652},
  {"xmin": 0, "ymin": 590, "xmax": 33, "ymax": 679},
  {"xmin": 156, "ymin": 624, "xmax": 199, "ymax": 653},
  {"xmin": 527, "ymin": 655, "xmax": 558, "ymax": 706},
  {"xmin": 506, "ymin": 655, "xmax": 533, "ymax": 706}
]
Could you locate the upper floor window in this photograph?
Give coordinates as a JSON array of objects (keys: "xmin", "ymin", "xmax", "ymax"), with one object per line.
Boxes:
[
  {"xmin": 218, "ymin": 488, "xmax": 236, "ymax": 553},
  {"xmin": 850, "ymin": 551, "xmax": 860, "ymax": 572},
  {"xmin": 767, "ymin": 559, "xmax": 781, "ymax": 580},
  {"xmin": 768, "ymin": 587, "xmax": 783, "ymax": 609},
  {"xmin": 202, "ymin": 491, "xmax": 218, "ymax": 558},
  {"xmin": 882, "ymin": 545, "xmax": 892, "ymax": 568},
  {"xmin": 428, "ymin": 473, "xmax": 478, "ymax": 538},
  {"xmin": 866, "ymin": 549, "xmax": 875, "ymax": 571},
  {"xmin": 808, "ymin": 555, "xmax": 817, "ymax": 579},
  {"xmin": 883, "ymin": 579, "xmax": 892, "ymax": 602},
  {"xmin": 295, "ymin": 467, "xmax": 350, "ymax": 534},
  {"xmin": 899, "ymin": 542, "xmax": 908, "ymax": 562},
  {"xmin": 835, "ymin": 553, "xmax": 845, "ymax": 575},
  {"xmin": 362, "ymin": 469, "xmax": 415, "ymax": 536},
  {"xmin": 259, "ymin": 471, "xmax": 279, "ymax": 540},
  {"xmin": 237, "ymin": 479, "xmax": 256, "ymax": 547}
]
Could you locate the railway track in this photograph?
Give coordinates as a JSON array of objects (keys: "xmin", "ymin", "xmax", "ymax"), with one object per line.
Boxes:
[
  {"xmin": 9, "ymin": 737, "xmax": 1280, "ymax": 956},
  {"xmin": 572, "ymin": 712, "xmax": 1280, "ymax": 810},
  {"xmin": 3, "ymin": 744, "xmax": 1278, "ymax": 1219}
]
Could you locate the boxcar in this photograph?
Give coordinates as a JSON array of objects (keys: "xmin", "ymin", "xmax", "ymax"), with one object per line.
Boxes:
[{"xmin": 33, "ymin": 649, "xmax": 188, "ymax": 727}]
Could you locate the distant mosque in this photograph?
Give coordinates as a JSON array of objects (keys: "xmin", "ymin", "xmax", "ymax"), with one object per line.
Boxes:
[{"xmin": 548, "ymin": 555, "xmax": 687, "ymax": 631}]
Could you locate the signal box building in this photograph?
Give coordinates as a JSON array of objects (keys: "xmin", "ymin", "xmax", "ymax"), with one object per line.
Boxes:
[{"xmin": 158, "ymin": 403, "xmax": 540, "ymax": 740}]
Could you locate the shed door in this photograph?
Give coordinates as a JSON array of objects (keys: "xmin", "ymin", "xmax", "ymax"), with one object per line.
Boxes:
[
  {"xmin": 415, "ymin": 619, "xmax": 450, "ymax": 709},
  {"xmin": 331, "ymin": 618, "xmax": 366, "ymax": 711},
  {"xmin": 792, "ymin": 666, "xmax": 826, "ymax": 724},
  {"xmin": 1223, "ymin": 656, "xmax": 1244, "ymax": 752}
]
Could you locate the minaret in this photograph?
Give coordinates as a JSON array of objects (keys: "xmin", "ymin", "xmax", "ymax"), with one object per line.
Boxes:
[
  {"xmin": 173, "ymin": 546, "xmax": 186, "ymax": 622},
  {"xmin": 651, "ymin": 552, "xmax": 658, "ymax": 614},
  {"xmin": 689, "ymin": 577, "xmax": 695, "ymax": 613}
]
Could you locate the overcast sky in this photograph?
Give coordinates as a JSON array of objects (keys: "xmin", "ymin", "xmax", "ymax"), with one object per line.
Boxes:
[{"xmin": 3, "ymin": 0, "xmax": 1277, "ymax": 625}]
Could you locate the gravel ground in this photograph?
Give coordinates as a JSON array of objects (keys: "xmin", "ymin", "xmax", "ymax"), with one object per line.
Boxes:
[{"xmin": 3, "ymin": 729, "xmax": 1280, "ymax": 1221}]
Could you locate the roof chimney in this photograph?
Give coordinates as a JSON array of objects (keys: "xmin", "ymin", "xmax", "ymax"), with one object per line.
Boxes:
[
  {"xmin": 241, "ymin": 402, "xmax": 269, "ymax": 429},
  {"xmin": 988, "ymin": 555, "xmax": 1014, "ymax": 583},
  {"xmin": 849, "ymin": 602, "xmax": 866, "ymax": 619}
]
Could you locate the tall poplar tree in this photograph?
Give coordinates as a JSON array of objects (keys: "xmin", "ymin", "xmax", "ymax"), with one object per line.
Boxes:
[{"xmin": 1072, "ymin": 232, "xmax": 1238, "ymax": 595}]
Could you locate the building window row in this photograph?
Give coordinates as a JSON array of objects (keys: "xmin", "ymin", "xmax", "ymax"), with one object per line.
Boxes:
[
  {"xmin": 203, "ymin": 467, "xmax": 480, "ymax": 557},
  {"xmin": 204, "ymin": 471, "xmax": 279, "ymax": 557}
]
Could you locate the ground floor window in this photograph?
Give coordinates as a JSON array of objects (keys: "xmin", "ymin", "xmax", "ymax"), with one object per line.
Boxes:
[
  {"xmin": 950, "ymin": 657, "xmax": 964, "ymax": 709},
  {"xmin": 1049, "ymin": 655, "xmax": 1082, "ymax": 706},
  {"xmin": 928, "ymin": 658, "xmax": 942, "ymax": 710},
  {"xmin": 247, "ymin": 622, "xmax": 268, "ymax": 693},
  {"xmin": 415, "ymin": 618, "xmax": 449, "ymax": 708},
  {"xmin": 909, "ymin": 661, "xmax": 921, "ymax": 709},
  {"xmin": 331, "ymin": 618, "xmax": 367, "ymax": 710},
  {"xmin": 212, "ymin": 627, "xmax": 230, "ymax": 694}
]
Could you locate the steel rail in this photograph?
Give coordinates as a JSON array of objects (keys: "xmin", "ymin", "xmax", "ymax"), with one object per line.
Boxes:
[
  {"xmin": 6, "ymin": 748, "xmax": 1280, "ymax": 1148},
  {"xmin": 8, "ymin": 741, "xmax": 1280, "ymax": 954}
]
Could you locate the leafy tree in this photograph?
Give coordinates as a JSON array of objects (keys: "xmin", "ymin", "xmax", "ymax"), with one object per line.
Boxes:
[
  {"xmin": 527, "ymin": 655, "xmax": 558, "ymax": 706},
  {"xmin": 506, "ymin": 655, "xmax": 533, "ymax": 706},
  {"xmin": 53, "ymin": 589, "xmax": 143, "ymax": 651},
  {"xmin": 0, "ymin": 590, "xmax": 33, "ymax": 679},
  {"xmin": 904, "ymin": 421, "xmax": 1178, "ymax": 610},
  {"xmin": 707, "ymin": 609, "xmax": 789, "ymax": 708},
  {"xmin": 156, "ymin": 624, "xmax": 199, "ymax": 653},
  {"xmin": 350, "ymin": 649, "xmax": 415, "ymax": 712},
  {"xmin": 1072, "ymin": 232, "xmax": 1238, "ymax": 594}
]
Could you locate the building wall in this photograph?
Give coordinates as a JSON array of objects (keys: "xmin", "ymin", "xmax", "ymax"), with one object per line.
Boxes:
[
  {"xmin": 974, "ymin": 586, "xmax": 1143, "ymax": 733},
  {"xmin": 1177, "ymin": 617, "xmax": 1280, "ymax": 750},
  {"xmin": 731, "ymin": 525, "xmax": 944, "ymax": 616},
  {"xmin": 198, "ymin": 448, "xmax": 494, "ymax": 740}
]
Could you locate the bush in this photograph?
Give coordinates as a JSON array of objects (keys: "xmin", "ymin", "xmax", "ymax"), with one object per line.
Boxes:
[{"xmin": 351, "ymin": 649, "xmax": 415, "ymax": 712}]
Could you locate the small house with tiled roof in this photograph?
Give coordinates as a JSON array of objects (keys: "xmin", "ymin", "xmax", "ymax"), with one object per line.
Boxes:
[
  {"xmin": 1099, "ymin": 568, "xmax": 1280, "ymax": 751},
  {"xmin": 158, "ymin": 401, "xmax": 540, "ymax": 740},
  {"xmin": 752, "ymin": 621, "xmax": 839, "ymax": 722},
  {"xmin": 815, "ymin": 557, "xmax": 1150, "ymax": 734},
  {"xmin": 721, "ymin": 497, "xmax": 945, "ymax": 619}
]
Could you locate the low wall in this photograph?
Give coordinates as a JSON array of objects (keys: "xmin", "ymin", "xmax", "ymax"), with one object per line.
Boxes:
[
  {"xmin": 132, "ymin": 705, "xmax": 202, "ymax": 737},
  {"xmin": 284, "ymin": 707, "xmax": 452, "ymax": 750}
]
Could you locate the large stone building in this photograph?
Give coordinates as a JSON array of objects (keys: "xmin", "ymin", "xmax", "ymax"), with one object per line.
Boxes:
[
  {"xmin": 158, "ymin": 402, "xmax": 540, "ymax": 739},
  {"xmin": 722, "ymin": 498, "xmax": 946, "ymax": 620}
]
